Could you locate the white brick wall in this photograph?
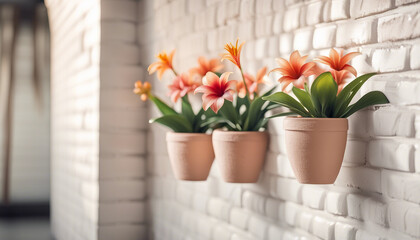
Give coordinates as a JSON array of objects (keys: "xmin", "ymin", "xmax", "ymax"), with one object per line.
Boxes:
[
  {"xmin": 47, "ymin": 0, "xmax": 420, "ymax": 239},
  {"xmin": 143, "ymin": 0, "xmax": 420, "ymax": 240},
  {"xmin": 47, "ymin": 0, "xmax": 147, "ymax": 239}
]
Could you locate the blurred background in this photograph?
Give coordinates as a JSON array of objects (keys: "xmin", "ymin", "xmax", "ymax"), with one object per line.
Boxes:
[{"xmin": 0, "ymin": 0, "xmax": 51, "ymax": 239}]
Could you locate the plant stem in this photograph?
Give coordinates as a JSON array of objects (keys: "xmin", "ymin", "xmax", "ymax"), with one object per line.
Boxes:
[
  {"xmin": 172, "ymin": 68, "xmax": 178, "ymax": 76},
  {"xmin": 240, "ymin": 69, "xmax": 251, "ymax": 101}
]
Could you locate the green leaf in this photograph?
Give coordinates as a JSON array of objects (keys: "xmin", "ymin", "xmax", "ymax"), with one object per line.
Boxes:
[
  {"xmin": 292, "ymin": 87, "xmax": 318, "ymax": 117},
  {"xmin": 334, "ymin": 73, "xmax": 376, "ymax": 117},
  {"xmin": 311, "ymin": 72, "xmax": 337, "ymax": 117},
  {"xmin": 243, "ymin": 95, "xmax": 265, "ymax": 131},
  {"xmin": 149, "ymin": 114, "xmax": 193, "ymax": 132},
  {"xmin": 181, "ymin": 95, "xmax": 195, "ymax": 124},
  {"xmin": 262, "ymin": 92, "xmax": 311, "ymax": 117},
  {"xmin": 219, "ymin": 100, "xmax": 238, "ymax": 126},
  {"xmin": 150, "ymin": 96, "xmax": 177, "ymax": 116},
  {"xmin": 340, "ymin": 91, "xmax": 389, "ymax": 118},
  {"xmin": 267, "ymin": 112, "xmax": 297, "ymax": 119}
]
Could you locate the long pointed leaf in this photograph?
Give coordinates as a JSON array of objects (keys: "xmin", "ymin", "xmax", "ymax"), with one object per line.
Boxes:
[
  {"xmin": 267, "ymin": 112, "xmax": 297, "ymax": 119},
  {"xmin": 340, "ymin": 91, "xmax": 389, "ymax": 118},
  {"xmin": 149, "ymin": 114, "xmax": 193, "ymax": 132},
  {"xmin": 181, "ymin": 95, "xmax": 195, "ymax": 124},
  {"xmin": 150, "ymin": 96, "xmax": 177, "ymax": 115},
  {"xmin": 243, "ymin": 95, "xmax": 265, "ymax": 131},
  {"xmin": 292, "ymin": 87, "xmax": 318, "ymax": 117},
  {"xmin": 263, "ymin": 92, "xmax": 311, "ymax": 117},
  {"xmin": 311, "ymin": 72, "xmax": 337, "ymax": 117},
  {"xmin": 334, "ymin": 73, "xmax": 376, "ymax": 117}
]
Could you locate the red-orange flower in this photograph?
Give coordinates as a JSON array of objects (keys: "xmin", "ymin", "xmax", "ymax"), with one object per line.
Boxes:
[
  {"xmin": 270, "ymin": 51, "xmax": 316, "ymax": 91},
  {"xmin": 133, "ymin": 81, "xmax": 152, "ymax": 101},
  {"xmin": 148, "ymin": 50, "xmax": 176, "ymax": 80},
  {"xmin": 315, "ymin": 49, "xmax": 361, "ymax": 92},
  {"xmin": 315, "ymin": 48, "xmax": 360, "ymax": 76},
  {"xmin": 221, "ymin": 39, "xmax": 244, "ymax": 69},
  {"xmin": 168, "ymin": 73, "xmax": 199, "ymax": 103},
  {"xmin": 237, "ymin": 67, "xmax": 267, "ymax": 98},
  {"xmin": 190, "ymin": 56, "xmax": 223, "ymax": 77},
  {"xmin": 194, "ymin": 72, "xmax": 235, "ymax": 113}
]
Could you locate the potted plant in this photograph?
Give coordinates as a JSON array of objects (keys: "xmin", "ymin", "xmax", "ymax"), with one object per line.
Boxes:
[
  {"xmin": 262, "ymin": 49, "xmax": 389, "ymax": 184},
  {"xmin": 133, "ymin": 50, "xmax": 223, "ymax": 181},
  {"xmin": 195, "ymin": 40, "xmax": 278, "ymax": 183}
]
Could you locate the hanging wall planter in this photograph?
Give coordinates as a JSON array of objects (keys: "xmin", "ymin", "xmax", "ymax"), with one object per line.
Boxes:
[
  {"xmin": 263, "ymin": 49, "xmax": 390, "ymax": 184},
  {"xmin": 283, "ymin": 118, "xmax": 348, "ymax": 184},
  {"xmin": 167, "ymin": 132, "xmax": 214, "ymax": 181},
  {"xmin": 213, "ymin": 130, "xmax": 268, "ymax": 183}
]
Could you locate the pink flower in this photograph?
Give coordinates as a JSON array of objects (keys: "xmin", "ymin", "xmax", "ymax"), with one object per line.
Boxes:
[
  {"xmin": 237, "ymin": 67, "xmax": 267, "ymax": 98},
  {"xmin": 168, "ymin": 73, "xmax": 199, "ymax": 103},
  {"xmin": 194, "ymin": 72, "xmax": 235, "ymax": 113},
  {"xmin": 190, "ymin": 56, "xmax": 223, "ymax": 77}
]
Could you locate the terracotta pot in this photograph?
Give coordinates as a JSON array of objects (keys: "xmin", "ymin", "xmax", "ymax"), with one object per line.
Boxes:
[
  {"xmin": 212, "ymin": 130, "xmax": 268, "ymax": 183},
  {"xmin": 166, "ymin": 132, "xmax": 214, "ymax": 181},
  {"xmin": 284, "ymin": 117, "xmax": 348, "ymax": 184}
]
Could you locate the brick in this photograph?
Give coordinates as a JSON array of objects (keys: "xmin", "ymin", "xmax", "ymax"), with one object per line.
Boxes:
[
  {"xmin": 293, "ymin": 28, "xmax": 313, "ymax": 51},
  {"xmin": 312, "ymin": 216, "xmax": 335, "ymax": 240},
  {"xmin": 370, "ymin": 107, "xmax": 416, "ymax": 137},
  {"xmin": 396, "ymin": 0, "xmax": 420, "ymax": 5},
  {"xmin": 350, "ymin": 0, "xmax": 393, "ymax": 18},
  {"xmin": 279, "ymin": 33, "xmax": 293, "ymax": 54},
  {"xmin": 362, "ymin": 198, "xmax": 387, "ymax": 226},
  {"xmin": 343, "ymin": 140, "xmax": 366, "ymax": 166},
  {"xmin": 264, "ymin": 153, "xmax": 295, "ymax": 178},
  {"xmin": 267, "ymin": 225, "xmax": 284, "ymax": 240},
  {"xmin": 371, "ymin": 47, "xmax": 408, "ymax": 72},
  {"xmin": 325, "ymin": 192, "xmax": 347, "ymax": 215},
  {"xmin": 313, "ymin": 25, "xmax": 336, "ymax": 49},
  {"xmin": 331, "ymin": 0, "xmax": 350, "ymax": 20},
  {"xmin": 192, "ymin": 192, "xmax": 209, "ymax": 213},
  {"xmin": 188, "ymin": 0, "xmax": 205, "ymax": 13},
  {"xmin": 101, "ymin": 43, "xmax": 140, "ymax": 65},
  {"xmin": 378, "ymin": 10, "xmax": 420, "ymax": 42},
  {"xmin": 355, "ymin": 230, "xmax": 384, "ymax": 240},
  {"xmin": 248, "ymin": 216, "xmax": 268, "ymax": 239},
  {"xmin": 368, "ymin": 140, "xmax": 414, "ymax": 172},
  {"xmin": 255, "ymin": 38, "xmax": 268, "ymax": 59},
  {"xmin": 335, "ymin": 167, "xmax": 381, "ymax": 193},
  {"xmin": 306, "ymin": 1, "xmax": 324, "ymax": 25},
  {"xmin": 335, "ymin": 222, "xmax": 356, "ymax": 240},
  {"xmin": 99, "ymin": 202, "xmax": 145, "ymax": 224},
  {"xmin": 100, "ymin": 131, "xmax": 146, "ymax": 155},
  {"xmin": 242, "ymin": 191, "xmax": 266, "ymax": 214},
  {"xmin": 212, "ymin": 225, "xmax": 232, "ymax": 240},
  {"xmin": 207, "ymin": 198, "xmax": 231, "ymax": 221},
  {"xmin": 239, "ymin": 0, "xmax": 255, "ymax": 20},
  {"xmin": 323, "ymin": 1, "xmax": 332, "ymax": 22},
  {"xmin": 283, "ymin": 7, "xmax": 300, "ymax": 32},
  {"xmin": 284, "ymin": 202, "xmax": 300, "ymax": 226},
  {"xmin": 230, "ymin": 208, "xmax": 250, "ymax": 230},
  {"xmin": 99, "ymin": 180, "xmax": 146, "ymax": 201},
  {"xmin": 411, "ymin": 43, "xmax": 420, "ymax": 69},
  {"xmin": 298, "ymin": 211, "xmax": 313, "ymax": 232},
  {"xmin": 406, "ymin": 208, "xmax": 420, "ymax": 237},
  {"xmin": 387, "ymin": 201, "xmax": 414, "ymax": 233},
  {"xmin": 382, "ymin": 170, "xmax": 420, "ymax": 204},
  {"xmin": 255, "ymin": 15, "xmax": 273, "ymax": 37},
  {"xmin": 271, "ymin": 177, "xmax": 303, "ymax": 203},
  {"xmin": 98, "ymin": 224, "xmax": 146, "ymax": 240},
  {"xmin": 101, "ymin": 21, "xmax": 136, "ymax": 43},
  {"xmin": 101, "ymin": 0, "xmax": 137, "ymax": 22},
  {"xmin": 267, "ymin": 36, "xmax": 279, "ymax": 57},
  {"xmin": 265, "ymin": 198, "xmax": 280, "ymax": 219},
  {"xmin": 336, "ymin": 19, "xmax": 376, "ymax": 47},
  {"xmin": 302, "ymin": 186, "xmax": 326, "ymax": 209}
]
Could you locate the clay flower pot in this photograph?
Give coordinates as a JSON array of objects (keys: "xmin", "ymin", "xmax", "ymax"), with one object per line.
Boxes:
[
  {"xmin": 284, "ymin": 117, "xmax": 348, "ymax": 184},
  {"xmin": 166, "ymin": 132, "xmax": 214, "ymax": 181},
  {"xmin": 212, "ymin": 130, "xmax": 268, "ymax": 183}
]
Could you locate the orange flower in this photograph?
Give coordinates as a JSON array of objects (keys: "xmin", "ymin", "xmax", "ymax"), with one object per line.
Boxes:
[
  {"xmin": 148, "ymin": 50, "xmax": 176, "ymax": 80},
  {"xmin": 133, "ymin": 81, "xmax": 152, "ymax": 101},
  {"xmin": 221, "ymin": 39, "xmax": 245, "ymax": 69},
  {"xmin": 168, "ymin": 73, "xmax": 200, "ymax": 103},
  {"xmin": 190, "ymin": 56, "xmax": 223, "ymax": 77},
  {"xmin": 270, "ymin": 51, "xmax": 316, "ymax": 92},
  {"xmin": 194, "ymin": 72, "xmax": 235, "ymax": 113},
  {"xmin": 237, "ymin": 67, "xmax": 267, "ymax": 98},
  {"xmin": 315, "ymin": 49, "xmax": 361, "ymax": 92}
]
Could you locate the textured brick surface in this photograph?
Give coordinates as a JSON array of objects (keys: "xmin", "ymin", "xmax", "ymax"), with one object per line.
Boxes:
[{"xmin": 47, "ymin": 0, "xmax": 420, "ymax": 239}]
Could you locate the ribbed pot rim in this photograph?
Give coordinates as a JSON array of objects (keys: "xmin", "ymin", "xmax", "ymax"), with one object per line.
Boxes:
[
  {"xmin": 283, "ymin": 117, "xmax": 348, "ymax": 131},
  {"xmin": 212, "ymin": 129, "xmax": 268, "ymax": 141},
  {"xmin": 166, "ymin": 132, "xmax": 212, "ymax": 142}
]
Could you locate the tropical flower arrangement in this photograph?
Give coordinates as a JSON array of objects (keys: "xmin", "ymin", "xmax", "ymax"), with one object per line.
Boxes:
[
  {"xmin": 262, "ymin": 49, "xmax": 389, "ymax": 184},
  {"xmin": 195, "ymin": 40, "xmax": 278, "ymax": 132},
  {"xmin": 263, "ymin": 49, "xmax": 389, "ymax": 118},
  {"xmin": 134, "ymin": 51, "xmax": 222, "ymax": 133}
]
